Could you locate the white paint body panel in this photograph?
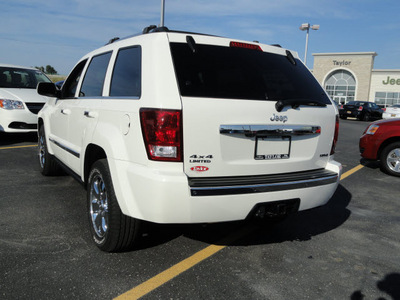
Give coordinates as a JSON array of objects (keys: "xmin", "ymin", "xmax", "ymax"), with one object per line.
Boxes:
[
  {"xmin": 39, "ymin": 31, "xmax": 342, "ymax": 224},
  {"xmin": 0, "ymin": 88, "xmax": 48, "ymax": 132}
]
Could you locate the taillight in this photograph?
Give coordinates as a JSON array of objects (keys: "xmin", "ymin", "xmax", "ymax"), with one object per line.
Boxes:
[
  {"xmin": 330, "ymin": 115, "xmax": 339, "ymax": 155},
  {"xmin": 382, "ymin": 108, "xmax": 386, "ymax": 112},
  {"xmin": 358, "ymin": 106, "xmax": 363, "ymax": 111},
  {"xmin": 340, "ymin": 105, "xmax": 343, "ymax": 109},
  {"xmin": 140, "ymin": 108, "xmax": 182, "ymax": 162}
]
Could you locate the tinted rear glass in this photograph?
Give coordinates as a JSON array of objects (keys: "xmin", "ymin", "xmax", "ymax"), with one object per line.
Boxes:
[
  {"xmin": 170, "ymin": 43, "xmax": 330, "ymax": 104},
  {"xmin": 110, "ymin": 46, "xmax": 141, "ymax": 97},
  {"xmin": 347, "ymin": 101, "xmax": 365, "ymax": 106},
  {"xmin": 80, "ymin": 52, "xmax": 111, "ymax": 97}
]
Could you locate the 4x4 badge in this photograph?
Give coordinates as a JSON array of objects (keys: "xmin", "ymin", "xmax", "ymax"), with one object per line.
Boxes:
[{"xmin": 270, "ymin": 113, "xmax": 288, "ymax": 123}]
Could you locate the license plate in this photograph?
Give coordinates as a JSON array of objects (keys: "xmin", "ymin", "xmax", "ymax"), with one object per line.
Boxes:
[
  {"xmin": 392, "ymin": 114, "xmax": 396, "ymax": 117},
  {"xmin": 255, "ymin": 136, "xmax": 291, "ymax": 160}
]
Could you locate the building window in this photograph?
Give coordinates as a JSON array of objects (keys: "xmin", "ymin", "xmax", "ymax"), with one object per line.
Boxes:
[
  {"xmin": 324, "ymin": 70, "xmax": 356, "ymax": 104},
  {"xmin": 375, "ymin": 92, "xmax": 400, "ymax": 107}
]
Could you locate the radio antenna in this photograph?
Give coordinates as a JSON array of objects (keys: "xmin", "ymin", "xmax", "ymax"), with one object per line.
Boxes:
[{"xmin": 160, "ymin": 0, "xmax": 165, "ymax": 27}]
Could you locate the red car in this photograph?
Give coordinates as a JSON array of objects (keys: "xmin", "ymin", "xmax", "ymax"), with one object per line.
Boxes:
[{"xmin": 359, "ymin": 119, "xmax": 400, "ymax": 176}]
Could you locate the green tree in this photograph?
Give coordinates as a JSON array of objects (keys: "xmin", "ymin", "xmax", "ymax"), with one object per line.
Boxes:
[
  {"xmin": 35, "ymin": 66, "xmax": 45, "ymax": 73},
  {"xmin": 35, "ymin": 65, "xmax": 58, "ymax": 75},
  {"xmin": 45, "ymin": 65, "xmax": 57, "ymax": 75}
]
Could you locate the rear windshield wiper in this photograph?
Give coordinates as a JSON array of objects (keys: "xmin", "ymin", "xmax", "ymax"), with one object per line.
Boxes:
[{"xmin": 275, "ymin": 99, "xmax": 327, "ymax": 112}]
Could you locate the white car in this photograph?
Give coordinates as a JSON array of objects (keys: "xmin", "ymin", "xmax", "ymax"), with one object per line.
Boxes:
[
  {"xmin": 37, "ymin": 26, "xmax": 342, "ymax": 252},
  {"xmin": 382, "ymin": 104, "xmax": 400, "ymax": 119},
  {"xmin": 0, "ymin": 64, "xmax": 52, "ymax": 133}
]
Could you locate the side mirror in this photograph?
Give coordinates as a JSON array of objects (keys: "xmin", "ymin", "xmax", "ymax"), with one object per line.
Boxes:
[{"xmin": 37, "ymin": 82, "xmax": 60, "ymax": 98}]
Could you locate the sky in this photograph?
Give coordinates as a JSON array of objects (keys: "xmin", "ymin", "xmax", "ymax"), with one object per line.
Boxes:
[{"xmin": 1, "ymin": 0, "xmax": 400, "ymax": 75}]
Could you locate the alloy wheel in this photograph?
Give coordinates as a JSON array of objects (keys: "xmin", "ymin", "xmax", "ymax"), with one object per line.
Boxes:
[
  {"xmin": 386, "ymin": 148, "xmax": 400, "ymax": 174},
  {"xmin": 89, "ymin": 174, "xmax": 109, "ymax": 238}
]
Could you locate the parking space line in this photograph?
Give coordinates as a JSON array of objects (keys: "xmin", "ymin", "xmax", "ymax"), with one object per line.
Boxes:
[
  {"xmin": 340, "ymin": 164, "xmax": 364, "ymax": 180},
  {"xmin": 115, "ymin": 165, "xmax": 364, "ymax": 299},
  {"xmin": 114, "ymin": 225, "xmax": 257, "ymax": 300},
  {"xmin": 114, "ymin": 164, "xmax": 364, "ymax": 299},
  {"xmin": 0, "ymin": 145, "xmax": 37, "ymax": 150}
]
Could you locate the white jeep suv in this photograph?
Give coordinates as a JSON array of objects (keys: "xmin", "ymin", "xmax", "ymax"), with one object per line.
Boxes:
[{"xmin": 37, "ymin": 26, "xmax": 342, "ymax": 252}]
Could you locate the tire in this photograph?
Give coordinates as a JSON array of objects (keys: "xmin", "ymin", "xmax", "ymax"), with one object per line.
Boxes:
[
  {"xmin": 380, "ymin": 142, "xmax": 400, "ymax": 177},
  {"xmin": 362, "ymin": 113, "xmax": 370, "ymax": 121},
  {"xmin": 340, "ymin": 116, "xmax": 347, "ymax": 120},
  {"xmin": 38, "ymin": 126, "xmax": 60, "ymax": 176},
  {"xmin": 87, "ymin": 159, "xmax": 141, "ymax": 252}
]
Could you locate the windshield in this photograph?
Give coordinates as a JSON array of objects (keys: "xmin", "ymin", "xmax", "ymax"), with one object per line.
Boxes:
[
  {"xmin": 170, "ymin": 42, "xmax": 331, "ymax": 104},
  {"xmin": 0, "ymin": 67, "xmax": 52, "ymax": 89}
]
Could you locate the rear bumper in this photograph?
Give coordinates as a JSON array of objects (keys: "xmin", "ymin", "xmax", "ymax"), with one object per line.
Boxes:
[
  {"xmin": 382, "ymin": 112, "xmax": 400, "ymax": 119},
  {"xmin": 109, "ymin": 159, "xmax": 342, "ymax": 224},
  {"xmin": 340, "ymin": 110, "xmax": 361, "ymax": 118},
  {"xmin": 189, "ymin": 169, "xmax": 338, "ymax": 196}
]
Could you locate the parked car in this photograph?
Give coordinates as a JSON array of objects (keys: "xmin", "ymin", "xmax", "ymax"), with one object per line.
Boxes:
[
  {"xmin": 54, "ymin": 80, "xmax": 64, "ymax": 89},
  {"xmin": 339, "ymin": 101, "xmax": 382, "ymax": 121},
  {"xmin": 0, "ymin": 63, "xmax": 52, "ymax": 133},
  {"xmin": 359, "ymin": 118, "xmax": 400, "ymax": 176},
  {"xmin": 37, "ymin": 25, "xmax": 342, "ymax": 252},
  {"xmin": 382, "ymin": 104, "xmax": 400, "ymax": 119}
]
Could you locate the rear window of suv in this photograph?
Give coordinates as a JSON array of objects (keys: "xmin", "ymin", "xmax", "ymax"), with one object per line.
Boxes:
[{"xmin": 170, "ymin": 42, "xmax": 330, "ymax": 104}]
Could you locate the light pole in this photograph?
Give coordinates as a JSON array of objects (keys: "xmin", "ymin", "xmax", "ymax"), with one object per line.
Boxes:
[
  {"xmin": 160, "ymin": 0, "xmax": 165, "ymax": 27},
  {"xmin": 299, "ymin": 23, "xmax": 319, "ymax": 66}
]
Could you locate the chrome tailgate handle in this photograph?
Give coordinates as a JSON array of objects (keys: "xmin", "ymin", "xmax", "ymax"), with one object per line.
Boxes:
[{"xmin": 220, "ymin": 125, "xmax": 321, "ymax": 137}]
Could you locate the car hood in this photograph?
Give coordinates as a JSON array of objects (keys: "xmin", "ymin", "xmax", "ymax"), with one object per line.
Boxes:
[
  {"xmin": 372, "ymin": 118, "xmax": 400, "ymax": 126},
  {"xmin": 0, "ymin": 88, "xmax": 48, "ymax": 103}
]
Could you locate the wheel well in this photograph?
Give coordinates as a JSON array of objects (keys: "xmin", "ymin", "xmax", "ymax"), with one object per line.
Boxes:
[
  {"xmin": 378, "ymin": 137, "xmax": 400, "ymax": 159},
  {"xmin": 84, "ymin": 144, "xmax": 107, "ymax": 186},
  {"xmin": 38, "ymin": 118, "xmax": 43, "ymax": 130}
]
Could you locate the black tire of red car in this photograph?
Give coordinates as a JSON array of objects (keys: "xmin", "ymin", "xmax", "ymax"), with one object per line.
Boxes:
[
  {"xmin": 38, "ymin": 126, "xmax": 61, "ymax": 176},
  {"xmin": 380, "ymin": 142, "xmax": 400, "ymax": 177},
  {"xmin": 87, "ymin": 159, "xmax": 141, "ymax": 252}
]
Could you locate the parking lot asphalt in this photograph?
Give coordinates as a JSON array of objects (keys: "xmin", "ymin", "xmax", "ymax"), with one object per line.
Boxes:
[{"xmin": 1, "ymin": 119, "xmax": 399, "ymax": 300}]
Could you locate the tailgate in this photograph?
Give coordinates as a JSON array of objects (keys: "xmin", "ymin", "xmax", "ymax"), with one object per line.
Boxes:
[
  {"xmin": 182, "ymin": 98, "xmax": 335, "ymax": 177},
  {"xmin": 168, "ymin": 33, "xmax": 335, "ymax": 178}
]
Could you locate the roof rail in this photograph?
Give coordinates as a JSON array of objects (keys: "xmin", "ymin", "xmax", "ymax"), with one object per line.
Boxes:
[
  {"xmin": 142, "ymin": 25, "xmax": 169, "ymax": 34},
  {"xmin": 106, "ymin": 37, "xmax": 120, "ymax": 45}
]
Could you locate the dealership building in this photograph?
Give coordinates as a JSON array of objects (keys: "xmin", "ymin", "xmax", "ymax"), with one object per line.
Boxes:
[{"xmin": 311, "ymin": 52, "xmax": 400, "ymax": 107}]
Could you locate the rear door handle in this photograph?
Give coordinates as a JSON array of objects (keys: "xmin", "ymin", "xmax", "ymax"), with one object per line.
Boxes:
[
  {"xmin": 84, "ymin": 111, "xmax": 98, "ymax": 118},
  {"xmin": 61, "ymin": 108, "xmax": 71, "ymax": 115}
]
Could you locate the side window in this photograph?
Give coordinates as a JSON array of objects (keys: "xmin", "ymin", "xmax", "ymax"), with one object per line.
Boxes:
[
  {"xmin": 80, "ymin": 52, "xmax": 112, "ymax": 97},
  {"xmin": 110, "ymin": 46, "xmax": 141, "ymax": 97},
  {"xmin": 62, "ymin": 60, "xmax": 87, "ymax": 98}
]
